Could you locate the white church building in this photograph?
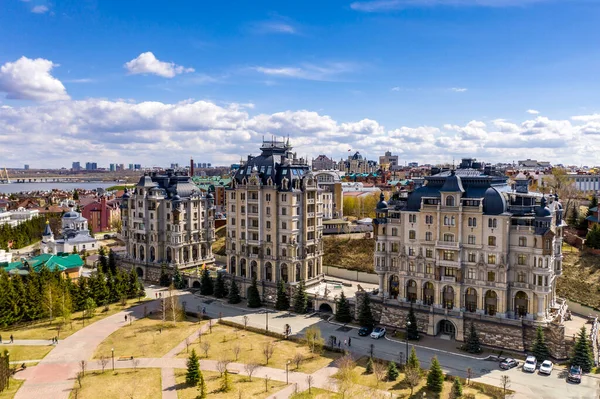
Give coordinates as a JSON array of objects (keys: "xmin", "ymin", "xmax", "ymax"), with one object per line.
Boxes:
[{"xmin": 41, "ymin": 207, "xmax": 98, "ymax": 254}]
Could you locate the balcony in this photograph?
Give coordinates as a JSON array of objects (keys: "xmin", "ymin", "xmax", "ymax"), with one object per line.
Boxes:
[
  {"xmin": 441, "ymin": 276, "xmax": 456, "ymax": 283},
  {"xmin": 438, "ymin": 259, "xmax": 459, "ymax": 268},
  {"xmin": 511, "ymin": 225, "xmax": 535, "ymax": 233},
  {"xmin": 307, "ymin": 226, "xmax": 315, "ymax": 232},
  {"xmin": 533, "ymin": 285, "xmax": 552, "ymax": 294},
  {"xmin": 511, "ymin": 281, "xmax": 531, "ymax": 289},
  {"xmin": 307, "ymin": 212, "xmax": 315, "ymax": 218},
  {"xmin": 307, "ymin": 199, "xmax": 315, "ymax": 204},
  {"xmin": 247, "ymin": 197, "xmax": 259, "ymax": 204},
  {"xmin": 436, "ymin": 240, "xmax": 460, "ymax": 250}
]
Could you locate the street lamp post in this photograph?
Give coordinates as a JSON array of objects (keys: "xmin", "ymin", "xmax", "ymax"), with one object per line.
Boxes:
[
  {"xmin": 111, "ymin": 348, "xmax": 115, "ymax": 371},
  {"xmin": 286, "ymin": 360, "xmax": 291, "ymax": 384},
  {"xmin": 405, "ymin": 321, "xmax": 410, "ymax": 366},
  {"xmin": 6, "ymin": 351, "xmax": 9, "ymax": 388},
  {"xmin": 265, "ymin": 295, "xmax": 273, "ymax": 332}
]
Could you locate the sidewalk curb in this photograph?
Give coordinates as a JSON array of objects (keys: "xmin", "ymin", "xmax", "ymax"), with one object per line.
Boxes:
[{"xmin": 384, "ymin": 335, "xmax": 490, "ymax": 360}]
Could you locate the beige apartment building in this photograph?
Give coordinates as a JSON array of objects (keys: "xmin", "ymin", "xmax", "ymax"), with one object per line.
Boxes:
[
  {"xmin": 371, "ymin": 161, "xmax": 570, "ymax": 354},
  {"xmin": 226, "ymin": 140, "xmax": 326, "ymax": 284}
]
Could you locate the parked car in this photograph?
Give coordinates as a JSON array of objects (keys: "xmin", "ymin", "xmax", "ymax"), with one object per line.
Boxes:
[
  {"xmin": 358, "ymin": 326, "xmax": 373, "ymax": 336},
  {"xmin": 567, "ymin": 365, "xmax": 582, "ymax": 383},
  {"xmin": 499, "ymin": 358, "xmax": 519, "ymax": 370},
  {"xmin": 370, "ymin": 327, "xmax": 386, "ymax": 339},
  {"xmin": 539, "ymin": 360, "xmax": 553, "ymax": 375},
  {"xmin": 523, "ymin": 355, "xmax": 537, "ymax": 372}
]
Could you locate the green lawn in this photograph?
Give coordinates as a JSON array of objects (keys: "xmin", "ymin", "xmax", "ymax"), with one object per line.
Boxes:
[
  {"xmin": 2, "ymin": 345, "xmax": 53, "ymax": 364},
  {"xmin": 0, "ymin": 378, "xmax": 24, "ymax": 399},
  {"xmin": 69, "ymin": 368, "xmax": 161, "ymax": 399}
]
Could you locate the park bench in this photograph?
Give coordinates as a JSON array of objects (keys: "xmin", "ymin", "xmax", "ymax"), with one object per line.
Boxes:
[{"xmin": 118, "ymin": 356, "xmax": 134, "ymax": 361}]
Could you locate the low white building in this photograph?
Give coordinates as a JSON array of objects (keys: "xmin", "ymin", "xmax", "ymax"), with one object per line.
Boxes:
[
  {"xmin": 10, "ymin": 208, "xmax": 40, "ymax": 225},
  {"xmin": 0, "ymin": 249, "xmax": 12, "ymax": 264},
  {"xmin": 0, "ymin": 211, "xmax": 17, "ymax": 227}
]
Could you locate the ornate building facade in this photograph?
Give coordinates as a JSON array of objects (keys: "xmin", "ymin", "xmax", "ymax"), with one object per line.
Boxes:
[
  {"xmin": 226, "ymin": 140, "xmax": 325, "ymax": 284},
  {"xmin": 120, "ymin": 171, "xmax": 216, "ymax": 281},
  {"xmin": 372, "ymin": 163, "xmax": 570, "ymax": 353}
]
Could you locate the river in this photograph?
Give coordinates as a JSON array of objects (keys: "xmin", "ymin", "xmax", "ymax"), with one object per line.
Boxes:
[{"xmin": 0, "ymin": 181, "xmax": 120, "ymax": 194}]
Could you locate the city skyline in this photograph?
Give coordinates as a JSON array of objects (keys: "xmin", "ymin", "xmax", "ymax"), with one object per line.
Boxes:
[{"xmin": 1, "ymin": 0, "xmax": 599, "ymax": 167}]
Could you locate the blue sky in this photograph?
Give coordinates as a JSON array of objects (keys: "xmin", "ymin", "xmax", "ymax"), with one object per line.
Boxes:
[{"xmin": 0, "ymin": 0, "xmax": 599, "ymax": 167}]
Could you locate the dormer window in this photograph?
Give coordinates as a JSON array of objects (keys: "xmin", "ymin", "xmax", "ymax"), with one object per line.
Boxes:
[{"xmin": 446, "ymin": 196, "xmax": 455, "ymax": 207}]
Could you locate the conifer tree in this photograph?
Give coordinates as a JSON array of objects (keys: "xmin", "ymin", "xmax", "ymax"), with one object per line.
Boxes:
[
  {"xmin": 159, "ymin": 264, "xmax": 171, "ymax": 287},
  {"xmin": 406, "ymin": 305, "xmax": 419, "ymax": 340},
  {"xmin": 196, "ymin": 369, "xmax": 207, "ymax": 399},
  {"xmin": 0, "ymin": 270, "xmax": 18, "ymax": 327},
  {"xmin": 567, "ymin": 205, "xmax": 578, "ymax": 226},
  {"xmin": 108, "ymin": 250, "xmax": 117, "ymax": 275},
  {"xmin": 451, "ymin": 377, "xmax": 463, "ymax": 398},
  {"xmin": 586, "ymin": 225, "xmax": 600, "ymax": 249},
  {"xmin": 426, "ymin": 356, "xmax": 444, "ymax": 393},
  {"xmin": 214, "ymin": 272, "xmax": 226, "ymax": 298},
  {"xmin": 335, "ymin": 291, "xmax": 352, "ymax": 323},
  {"xmin": 186, "ymin": 349, "xmax": 201, "ymax": 385},
  {"xmin": 365, "ymin": 357, "xmax": 374, "ymax": 374},
  {"xmin": 128, "ymin": 268, "xmax": 140, "ymax": 298},
  {"xmin": 200, "ymin": 268, "xmax": 213, "ymax": 295},
  {"xmin": 228, "ymin": 279, "xmax": 241, "ymax": 304},
  {"xmin": 407, "ymin": 346, "xmax": 420, "ymax": 370},
  {"xmin": 387, "ymin": 361, "xmax": 399, "ymax": 381},
  {"xmin": 173, "ymin": 268, "xmax": 186, "ymax": 289},
  {"xmin": 91, "ymin": 270, "xmax": 109, "ymax": 306},
  {"xmin": 98, "ymin": 247, "xmax": 108, "ymax": 274},
  {"xmin": 293, "ymin": 280, "xmax": 308, "ymax": 314},
  {"xmin": 464, "ymin": 322, "xmax": 482, "ymax": 354},
  {"xmin": 247, "ymin": 277, "xmax": 262, "ymax": 308},
  {"xmin": 220, "ymin": 369, "xmax": 232, "ymax": 392},
  {"xmin": 357, "ymin": 294, "xmax": 375, "ymax": 328},
  {"xmin": 587, "ymin": 196, "xmax": 598, "ymax": 217},
  {"xmin": 531, "ymin": 325, "xmax": 550, "ymax": 362},
  {"xmin": 275, "ymin": 279, "xmax": 290, "ymax": 311},
  {"xmin": 570, "ymin": 326, "xmax": 593, "ymax": 372}
]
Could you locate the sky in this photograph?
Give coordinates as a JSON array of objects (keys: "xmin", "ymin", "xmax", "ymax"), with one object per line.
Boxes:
[{"xmin": 1, "ymin": 0, "xmax": 600, "ymax": 168}]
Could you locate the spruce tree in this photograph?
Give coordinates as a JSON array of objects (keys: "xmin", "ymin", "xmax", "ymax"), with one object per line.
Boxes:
[
  {"xmin": 159, "ymin": 264, "xmax": 171, "ymax": 287},
  {"xmin": 91, "ymin": 270, "xmax": 109, "ymax": 306},
  {"xmin": 357, "ymin": 294, "xmax": 375, "ymax": 328},
  {"xmin": 464, "ymin": 322, "xmax": 482, "ymax": 354},
  {"xmin": 128, "ymin": 268, "xmax": 139, "ymax": 298},
  {"xmin": 108, "ymin": 250, "xmax": 117, "ymax": 275},
  {"xmin": 98, "ymin": 247, "xmax": 108, "ymax": 274},
  {"xmin": 200, "ymin": 268, "xmax": 213, "ymax": 295},
  {"xmin": 186, "ymin": 349, "xmax": 201, "ymax": 385},
  {"xmin": 451, "ymin": 378, "xmax": 463, "ymax": 398},
  {"xmin": 426, "ymin": 356, "xmax": 444, "ymax": 393},
  {"xmin": 531, "ymin": 325, "xmax": 550, "ymax": 362},
  {"xmin": 570, "ymin": 326, "xmax": 594, "ymax": 373},
  {"xmin": 293, "ymin": 280, "xmax": 308, "ymax": 314},
  {"xmin": 228, "ymin": 279, "xmax": 241, "ymax": 304},
  {"xmin": 335, "ymin": 291, "xmax": 352, "ymax": 323},
  {"xmin": 214, "ymin": 272, "xmax": 226, "ymax": 298},
  {"xmin": 567, "ymin": 205, "xmax": 578, "ymax": 226},
  {"xmin": 586, "ymin": 225, "xmax": 600, "ymax": 249},
  {"xmin": 587, "ymin": 196, "xmax": 598, "ymax": 217},
  {"xmin": 196, "ymin": 369, "xmax": 207, "ymax": 399},
  {"xmin": 387, "ymin": 361, "xmax": 399, "ymax": 381},
  {"xmin": 220, "ymin": 369, "xmax": 232, "ymax": 392},
  {"xmin": 407, "ymin": 346, "xmax": 420, "ymax": 370},
  {"xmin": 247, "ymin": 277, "xmax": 262, "ymax": 308},
  {"xmin": 406, "ymin": 305, "xmax": 419, "ymax": 340},
  {"xmin": 365, "ymin": 357, "xmax": 374, "ymax": 374},
  {"xmin": 275, "ymin": 280, "xmax": 290, "ymax": 311},
  {"xmin": 173, "ymin": 268, "xmax": 186, "ymax": 289}
]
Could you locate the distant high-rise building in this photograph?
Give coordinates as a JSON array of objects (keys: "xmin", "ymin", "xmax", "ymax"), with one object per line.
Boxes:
[
  {"xmin": 109, "ymin": 164, "xmax": 116, "ymax": 172},
  {"xmin": 134, "ymin": 164, "xmax": 141, "ymax": 170},
  {"xmin": 85, "ymin": 162, "xmax": 98, "ymax": 171},
  {"xmin": 202, "ymin": 163, "xmax": 207, "ymax": 168},
  {"xmin": 72, "ymin": 162, "xmax": 81, "ymax": 171},
  {"xmin": 408, "ymin": 162, "xmax": 419, "ymax": 168},
  {"xmin": 118, "ymin": 164, "xmax": 125, "ymax": 171},
  {"xmin": 128, "ymin": 164, "xmax": 134, "ymax": 170},
  {"xmin": 170, "ymin": 163, "xmax": 179, "ymax": 169},
  {"xmin": 23, "ymin": 165, "xmax": 29, "ymax": 170},
  {"xmin": 207, "ymin": 163, "xmax": 211, "ymax": 168},
  {"xmin": 379, "ymin": 151, "xmax": 399, "ymax": 170}
]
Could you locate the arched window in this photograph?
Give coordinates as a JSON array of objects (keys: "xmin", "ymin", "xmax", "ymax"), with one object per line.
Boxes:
[
  {"xmin": 493, "ymin": 219, "xmax": 498, "ymax": 228},
  {"xmin": 425, "ymin": 232, "xmax": 432, "ymax": 241},
  {"xmin": 488, "ymin": 236, "xmax": 496, "ymax": 246},
  {"xmin": 446, "ymin": 196, "xmax": 455, "ymax": 207},
  {"xmin": 409, "ymin": 230, "xmax": 416, "ymax": 240},
  {"xmin": 451, "ymin": 216, "xmax": 456, "ymax": 226}
]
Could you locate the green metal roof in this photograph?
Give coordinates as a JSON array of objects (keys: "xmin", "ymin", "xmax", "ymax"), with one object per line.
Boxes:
[{"xmin": 2, "ymin": 253, "xmax": 83, "ymax": 275}]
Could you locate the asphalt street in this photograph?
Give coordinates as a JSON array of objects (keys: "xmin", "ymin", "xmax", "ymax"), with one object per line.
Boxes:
[{"xmin": 176, "ymin": 292, "xmax": 600, "ymax": 399}]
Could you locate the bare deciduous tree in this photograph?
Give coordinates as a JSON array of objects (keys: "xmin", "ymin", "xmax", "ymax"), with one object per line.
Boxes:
[
  {"xmin": 265, "ymin": 375, "xmax": 272, "ymax": 392},
  {"xmin": 262, "ymin": 342, "xmax": 275, "ymax": 365},
  {"xmin": 185, "ymin": 337, "xmax": 191, "ymax": 353},
  {"xmin": 372, "ymin": 361, "xmax": 387, "ymax": 386},
  {"xmin": 292, "ymin": 352, "xmax": 305, "ymax": 370},
  {"xmin": 76, "ymin": 371, "xmax": 83, "ymax": 388},
  {"xmin": 200, "ymin": 342, "xmax": 211, "ymax": 358},
  {"xmin": 501, "ymin": 375, "xmax": 511, "ymax": 398},
  {"xmin": 79, "ymin": 360, "xmax": 87, "ymax": 377},
  {"xmin": 243, "ymin": 315, "xmax": 249, "ymax": 329},
  {"xmin": 232, "ymin": 344, "xmax": 241, "ymax": 361},
  {"xmin": 216, "ymin": 357, "xmax": 231, "ymax": 377},
  {"xmin": 244, "ymin": 362, "xmax": 260, "ymax": 381},
  {"xmin": 306, "ymin": 375, "xmax": 314, "ymax": 393},
  {"xmin": 404, "ymin": 366, "xmax": 420, "ymax": 397},
  {"xmin": 466, "ymin": 367, "xmax": 473, "ymax": 385},
  {"xmin": 198, "ymin": 330, "xmax": 202, "ymax": 343},
  {"xmin": 334, "ymin": 354, "xmax": 358, "ymax": 398},
  {"xmin": 132, "ymin": 358, "xmax": 140, "ymax": 371},
  {"xmin": 98, "ymin": 355, "xmax": 109, "ymax": 373}
]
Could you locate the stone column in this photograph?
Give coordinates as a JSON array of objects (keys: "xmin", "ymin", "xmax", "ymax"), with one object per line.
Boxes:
[
  {"xmin": 378, "ymin": 273, "xmax": 384, "ymax": 297},
  {"xmin": 537, "ymin": 294, "xmax": 545, "ymax": 317}
]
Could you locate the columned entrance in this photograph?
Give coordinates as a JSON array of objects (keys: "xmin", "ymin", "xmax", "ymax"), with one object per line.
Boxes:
[{"xmin": 438, "ymin": 320, "xmax": 456, "ymax": 339}]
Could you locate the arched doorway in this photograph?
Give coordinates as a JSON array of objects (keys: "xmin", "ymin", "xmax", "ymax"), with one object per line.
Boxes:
[
  {"xmin": 192, "ymin": 246, "xmax": 198, "ymax": 261},
  {"xmin": 465, "ymin": 287, "xmax": 477, "ymax": 312},
  {"xmin": 250, "ymin": 261, "xmax": 258, "ymax": 279},
  {"xmin": 240, "ymin": 258, "xmax": 247, "ymax": 278},
  {"xmin": 281, "ymin": 263, "xmax": 288, "ymax": 283},
  {"xmin": 295, "ymin": 264, "xmax": 301, "ymax": 282},
  {"xmin": 166, "ymin": 247, "xmax": 172, "ymax": 263},
  {"xmin": 265, "ymin": 262, "xmax": 273, "ymax": 281},
  {"xmin": 183, "ymin": 247, "xmax": 189, "ymax": 263},
  {"xmin": 438, "ymin": 320, "xmax": 456, "ymax": 339},
  {"xmin": 406, "ymin": 280, "xmax": 417, "ymax": 303},
  {"xmin": 389, "ymin": 275, "xmax": 399, "ymax": 299},
  {"xmin": 230, "ymin": 256, "xmax": 236, "ymax": 275},
  {"xmin": 423, "ymin": 282, "xmax": 434, "ymax": 305},
  {"xmin": 139, "ymin": 245, "xmax": 145, "ymax": 261},
  {"xmin": 515, "ymin": 291, "xmax": 528, "ymax": 317},
  {"xmin": 135, "ymin": 267, "xmax": 144, "ymax": 278},
  {"xmin": 192, "ymin": 281, "xmax": 201, "ymax": 289},
  {"xmin": 485, "ymin": 290, "xmax": 498, "ymax": 316},
  {"xmin": 150, "ymin": 246, "xmax": 156, "ymax": 262},
  {"xmin": 319, "ymin": 303, "xmax": 333, "ymax": 313},
  {"xmin": 132, "ymin": 245, "xmax": 137, "ymax": 259},
  {"xmin": 308, "ymin": 261, "xmax": 314, "ymax": 279},
  {"xmin": 443, "ymin": 286, "xmax": 455, "ymax": 309}
]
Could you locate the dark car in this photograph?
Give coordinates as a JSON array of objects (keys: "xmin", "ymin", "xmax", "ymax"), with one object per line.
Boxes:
[
  {"xmin": 358, "ymin": 326, "xmax": 373, "ymax": 336},
  {"xmin": 567, "ymin": 365, "xmax": 582, "ymax": 383},
  {"xmin": 499, "ymin": 358, "xmax": 519, "ymax": 370}
]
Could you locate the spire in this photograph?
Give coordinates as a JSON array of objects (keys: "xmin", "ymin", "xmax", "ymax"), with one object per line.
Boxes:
[{"xmin": 43, "ymin": 220, "xmax": 53, "ymax": 237}]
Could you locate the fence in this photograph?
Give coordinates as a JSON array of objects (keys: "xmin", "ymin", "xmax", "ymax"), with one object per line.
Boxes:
[{"xmin": 323, "ymin": 265, "xmax": 378, "ymax": 284}]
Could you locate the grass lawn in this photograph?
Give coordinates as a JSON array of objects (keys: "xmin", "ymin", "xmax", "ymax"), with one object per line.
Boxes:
[
  {"xmin": 323, "ymin": 236, "xmax": 374, "ymax": 273},
  {"xmin": 0, "ymin": 298, "xmax": 152, "ymax": 341},
  {"xmin": 0, "ymin": 378, "xmax": 24, "ymax": 399},
  {"xmin": 290, "ymin": 388, "xmax": 339, "ymax": 399},
  {"xmin": 557, "ymin": 242, "xmax": 600, "ymax": 308},
  {"xmin": 176, "ymin": 324, "xmax": 339, "ymax": 374},
  {"xmin": 94, "ymin": 314, "xmax": 202, "ymax": 359},
  {"xmin": 174, "ymin": 368, "xmax": 287, "ymax": 399},
  {"xmin": 3, "ymin": 345, "xmax": 54, "ymax": 363},
  {"xmin": 333, "ymin": 357, "xmax": 497, "ymax": 399},
  {"xmin": 69, "ymin": 368, "xmax": 161, "ymax": 399}
]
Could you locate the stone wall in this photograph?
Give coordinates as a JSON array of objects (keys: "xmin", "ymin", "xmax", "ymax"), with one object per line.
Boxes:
[
  {"xmin": 523, "ymin": 322, "xmax": 570, "ymax": 360},
  {"xmin": 464, "ymin": 319, "xmax": 524, "ymax": 352}
]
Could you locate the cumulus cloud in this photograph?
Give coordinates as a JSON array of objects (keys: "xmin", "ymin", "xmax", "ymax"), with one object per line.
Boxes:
[
  {"xmin": 0, "ymin": 56, "xmax": 69, "ymax": 101},
  {"xmin": 31, "ymin": 5, "xmax": 49, "ymax": 13},
  {"xmin": 527, "ymin": 109, "xmax": 540, "ymax": 115},
  {"xmin": 350, "ymin": 0, "xmax": 550, "ymax": 12},
  {"xmin": 124, "ymin": 52, "xmax": 194, "ymax": 78}
]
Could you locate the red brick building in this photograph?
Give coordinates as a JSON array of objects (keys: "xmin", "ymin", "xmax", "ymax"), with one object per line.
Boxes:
[{"xmin": 81, "ymin": 196, "xmax": 120, "ymax": 233}]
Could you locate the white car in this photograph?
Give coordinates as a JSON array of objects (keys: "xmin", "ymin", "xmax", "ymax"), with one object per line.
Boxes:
[
  {"xmin": 523, "ymin": 355, "xmax": 537, "ymax": 372},
  {"xmin": 370, "ymin": 327, "xmax": 386, "ymax": 339},
  {"xmin": 539, "ymin": 360, "xmax": 553, "ymax": 375}
]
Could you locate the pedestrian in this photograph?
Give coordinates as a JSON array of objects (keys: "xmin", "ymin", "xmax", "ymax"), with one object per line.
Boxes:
[
  {"xmin": 344, "ymin": 339, "xmax": 347, "ymax": 346},
  {"xmin": 348, "ymin": 337, "xmax": 351, "ymax": 347},
  {"xmin": 10, "ymin": 335, "xmax": 13, "ymax": 343},
  {"xmin": 125, "ymin": 315, "xmax": 128, "ymax": 322},
  {"xmin": 202, "ymin": 307, "xmax": 206, "ymax": 315},
  {"xmin": 55, "ymin": 336, "xmax": 58, "ymax": 343},
  {"xmin": 338, "ymin": 341, "xmax": 341, "ymax": 349},
  {"xmin": 0, "ymin": 334, "xmax": 2, "ymax": 343}
]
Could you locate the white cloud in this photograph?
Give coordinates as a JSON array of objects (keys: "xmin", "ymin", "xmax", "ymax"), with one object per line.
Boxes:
[
  {"xmin": 350, "ymin": 0, "xmax": 550, "ymax": 12},
  {"xmin": 31, "ymin": 5, "xmax": 49, "ymax": 13},
  {"xmin": 64, "ymin": 78, "xmax": 94, "ymax": 83},
  {"xmin": 253, "ymin": 21, "xmax": 297, "ymax": 34},
  {"xmin": 450, "ymin": 87, "xmax": 468, "ymax": 92},
  {"xmin": 124, "ymin": 52, "xmax": 194, "ymax": 78},
  {"xmin": 253, "ymin": 63, "xmax": 356, "ymax": 81},
  {"xmin": 527, "ymin": 109, "xmax": 540, "ymax": 115},
  {"xmin": 0, "ymin": 56, "xmax": 69, "ymax": 101},
  {"xmin": 391, "ymin": 87, "xmax": 401, "ymax": 91}
]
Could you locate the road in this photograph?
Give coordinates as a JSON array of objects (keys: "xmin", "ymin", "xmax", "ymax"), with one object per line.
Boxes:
[{"xmin": 178, "ymin": 292, "xmax": 600, "ymax": 399}]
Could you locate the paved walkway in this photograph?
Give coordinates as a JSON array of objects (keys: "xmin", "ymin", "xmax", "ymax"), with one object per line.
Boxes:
[{"xmin": 0, "ymin": 339, "xmax": 55, "ymax": 346}]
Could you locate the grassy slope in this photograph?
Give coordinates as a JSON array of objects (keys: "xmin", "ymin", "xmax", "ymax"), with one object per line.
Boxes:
[
  {"xmin": 212, "ymin": 225, "xmax": 226, "ymax": 256},
  {"xmin": 557, "ymin": 245, "xmax": 600, "ymax": 309},
  {"xmin": 323, "ymin": 236, "xmax": 374, "ymax": 272}
]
